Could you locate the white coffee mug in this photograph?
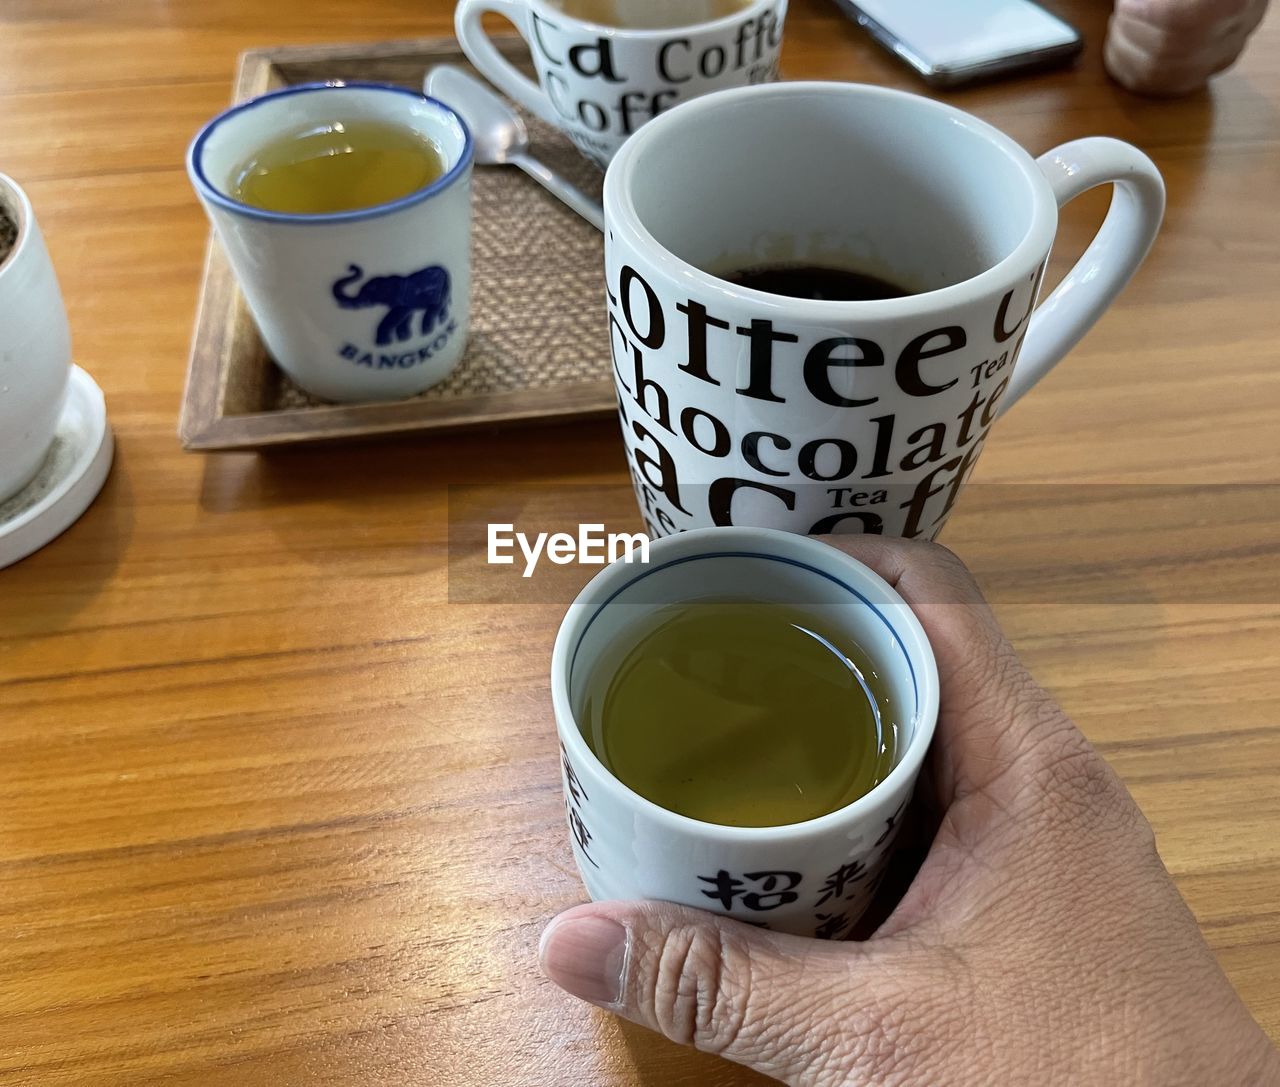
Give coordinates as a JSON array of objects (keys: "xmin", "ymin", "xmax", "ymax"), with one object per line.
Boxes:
[
  {"xmin": 551, "ymin": 527, "xmax": 939, "ymax": 939},
  {"xmin": 455, "ymin": 0, "xmax": 786, "ymax": 167},
  {"xmin": 0, "ymin": 173, "xmax": 72, "ymax": 503},
  {"xmin": 188, "ymin": 82, "xmax": 473, "ymax": 403},
  {"xmin": 603, "ymin": 82, "xmax": 1166, "ymax": 539}
]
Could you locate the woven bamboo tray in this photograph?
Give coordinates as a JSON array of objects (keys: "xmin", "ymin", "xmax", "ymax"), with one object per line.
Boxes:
[{"xmin": 179, "ymin": 37, "xmax": 613, "ymax": 451}]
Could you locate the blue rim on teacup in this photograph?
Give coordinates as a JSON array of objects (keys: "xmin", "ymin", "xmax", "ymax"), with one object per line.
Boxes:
[
  {"xmin": 551, "ymin": 527, "xmax": 940, "ymax": 843},
  {"xmin": 186, "ymin": 80, "xmax": 474, "ymax": 226}
]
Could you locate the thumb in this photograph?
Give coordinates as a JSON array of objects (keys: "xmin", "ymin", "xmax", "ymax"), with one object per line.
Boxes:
[{"xmin": 539, "ymin": 900, "xmax": 921, "ymax": 1087}]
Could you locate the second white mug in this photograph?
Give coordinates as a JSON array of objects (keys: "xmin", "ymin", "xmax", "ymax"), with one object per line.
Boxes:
[{"xmin": 455, "ymin": 0, "xmax": 787, "ymax": 167}]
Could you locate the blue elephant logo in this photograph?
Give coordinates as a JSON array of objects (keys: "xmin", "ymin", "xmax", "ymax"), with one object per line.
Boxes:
[{"xmin": 332, "ymin": 263, "xmax": 451, "ymax": 347}]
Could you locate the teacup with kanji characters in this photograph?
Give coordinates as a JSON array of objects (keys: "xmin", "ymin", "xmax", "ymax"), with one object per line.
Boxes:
[{"xmin": 549, "ymin": 526, "xmax": 939, "ymax": 940}]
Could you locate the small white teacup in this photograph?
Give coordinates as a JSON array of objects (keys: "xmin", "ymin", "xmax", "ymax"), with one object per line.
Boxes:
[
  {"xmin": 0, "ymin": 173, "xmax": 72, "ymax": 503},
  {"xmin": 187, "ymin": 81, "xmax": 473, "ymax": 403},
  {"xmin": 551, "ymin": 527, "xmax": 939, "ymax": 939}
]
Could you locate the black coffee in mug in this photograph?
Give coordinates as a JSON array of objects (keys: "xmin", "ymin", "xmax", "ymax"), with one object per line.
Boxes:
[{"xmin": 720, "ymin": 262, "xmax": 914, "ymax": 302}]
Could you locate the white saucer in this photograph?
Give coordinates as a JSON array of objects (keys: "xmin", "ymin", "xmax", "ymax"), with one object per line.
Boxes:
[{"xmin": 0, "ymin": 365, "xmax": 113, "ymax": 571}]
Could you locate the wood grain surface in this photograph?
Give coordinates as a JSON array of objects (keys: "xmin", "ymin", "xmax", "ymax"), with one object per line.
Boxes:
[{"xmin": 2, "ymin": 1, "xmax": 1278, "ymax": 1084}]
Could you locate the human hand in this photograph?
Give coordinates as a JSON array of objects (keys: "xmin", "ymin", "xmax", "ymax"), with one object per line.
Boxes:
[
  {"xmin": 539, "ymin": 537, "xmax": 1280, "ymax": 1085},
  {"xmin": 1105, "ymin": 0, "xmax": 1270, "ymax": 96}
]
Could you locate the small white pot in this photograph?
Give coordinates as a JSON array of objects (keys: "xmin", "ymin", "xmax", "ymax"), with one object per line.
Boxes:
[{"xmin": 0, "ymin": 173, "xmax": 73, "ymax": 503}]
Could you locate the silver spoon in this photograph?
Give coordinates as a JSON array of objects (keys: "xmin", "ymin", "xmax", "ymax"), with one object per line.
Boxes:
[{"xmin": 425, "ymin": 65, "xmax": 605, "ymax": 232}]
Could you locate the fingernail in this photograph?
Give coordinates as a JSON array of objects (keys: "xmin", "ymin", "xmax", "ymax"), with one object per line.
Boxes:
[{"xmin": 539, "ymin": 915, "xmax": 629, "ymax": 1006}]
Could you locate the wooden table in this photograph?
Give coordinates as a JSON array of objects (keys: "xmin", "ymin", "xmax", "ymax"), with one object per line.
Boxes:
[{"xmin": 2, "ymin": 1, "xmax": 1278, "ymax": 1083}]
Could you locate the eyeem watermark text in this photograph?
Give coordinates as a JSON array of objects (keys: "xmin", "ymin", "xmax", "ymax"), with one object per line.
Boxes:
[{"xmin": 487, "ymin": 523, "xmax": 650, "ymax": 578}]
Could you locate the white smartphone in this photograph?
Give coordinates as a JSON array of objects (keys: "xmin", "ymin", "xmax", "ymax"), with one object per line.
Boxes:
[{"xmin": 834, "ymin": 0, "xmax": 1084, "ymax": 88}]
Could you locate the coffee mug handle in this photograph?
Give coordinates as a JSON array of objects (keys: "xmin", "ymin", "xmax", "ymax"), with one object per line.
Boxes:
[
  {"xmin": 454, "ymin": 0, "xmax": 562, "ymax": 129},
  {"xmin": 999, "ymin": 137, "xmax": 1165, "ymax": 416}
]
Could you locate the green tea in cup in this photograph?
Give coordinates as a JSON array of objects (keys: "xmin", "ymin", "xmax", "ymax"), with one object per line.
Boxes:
[
  {"xmin": 578, "ymin": 600, "xmax": 900, "ymax": 828},
  {"xmin": 229, "ymin": 119, "xmax": 447, "ymax": 215}
]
